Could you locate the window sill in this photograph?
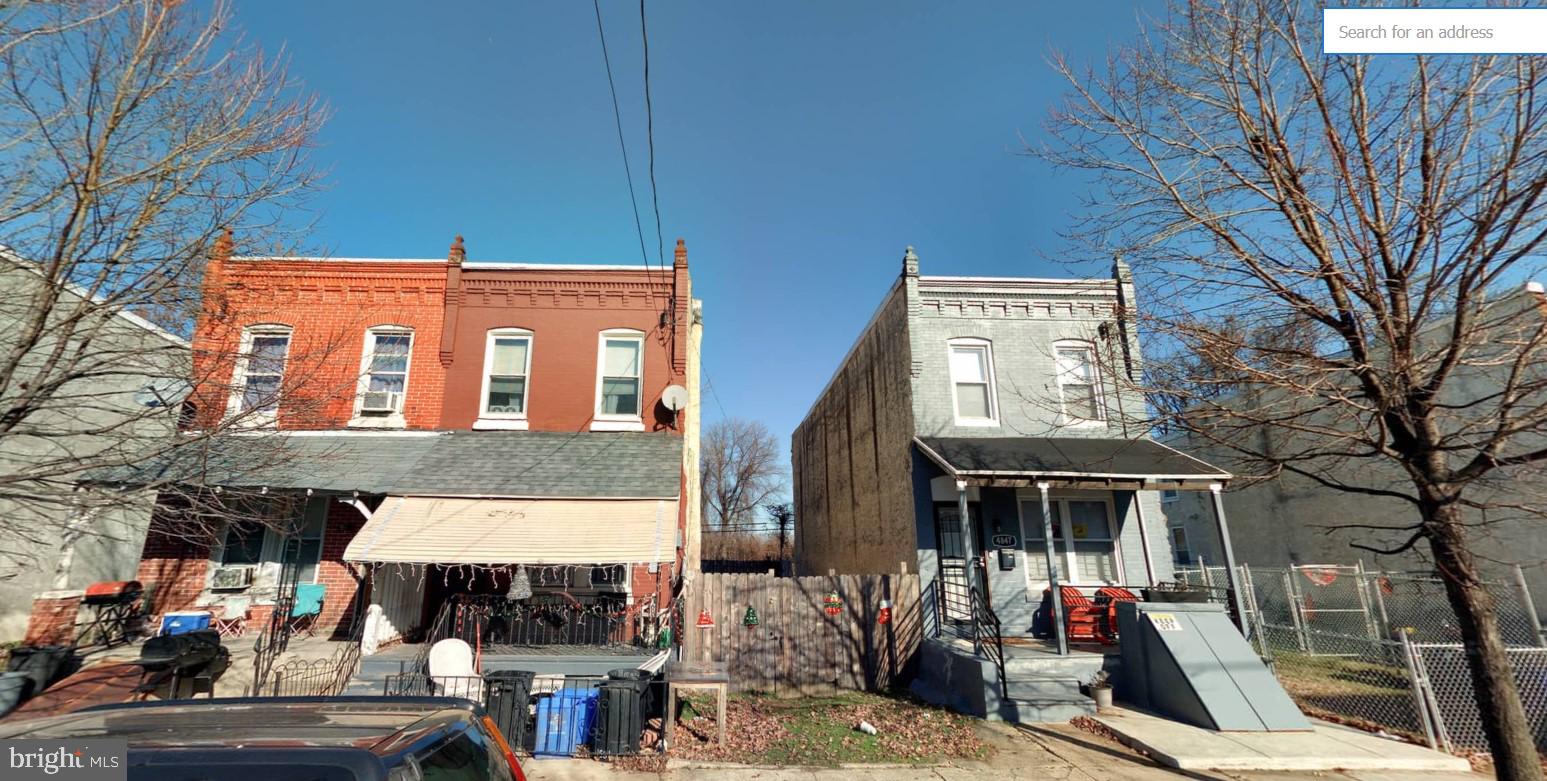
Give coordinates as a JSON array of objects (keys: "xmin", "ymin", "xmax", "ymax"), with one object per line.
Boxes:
[
  {"xmin": 1059, "ymin": 418, "xmax": 1109, "ymax": 429},
  {"xmin": 590, "ymin": 418, "xmax": 645, "ymax": 432},
  {"xmin": 348, "ymin": 414, "xmax": 407, "ymax": 430},
  {"xmin": 473, "ymin": 417, "xmax": 530, "ymax": 431},
  {"xmin": 953, "ymin": 418, "xmax": 1000, "ymax": 428}
]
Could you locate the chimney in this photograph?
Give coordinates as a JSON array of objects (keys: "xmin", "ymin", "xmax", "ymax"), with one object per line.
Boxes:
[
  {"xmin": 902, "ymin": 245, "xmax": 919, "ymax": 277},
  {"xmin": 674, "ymin": 238, "xmax": 688, "ymax": 268},
  {"xmin": 201, "ymin": 227, "xmax": 234, "ymax": 317},
  {"xmin": 441, "ymin": 234, "xmax": 466, "ymax": 366},
  {"xmin": 447, "ymin": 234, "xmax": 466, "ymax": 266}
]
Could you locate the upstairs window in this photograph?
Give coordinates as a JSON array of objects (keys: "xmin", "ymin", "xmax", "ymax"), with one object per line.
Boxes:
[
  {"xmin": 231, "ymin": 325, "xmax": 291, "ymax": 423},
  {"xmin": 947, "ymin": 338, "xmax": 997, "ymax": 425},
  {"xmin": 481, "ymin": 329, "xmax": 532, "ymax": 420},
  {"xmin": 356, "ymin": 327, "xmax": 413, "ymax": 419},
  {"xmin": 597, "ymin": 331, "xmax": 644, "ymax": 419},
  {"xmin": 1055, "ymin": 342, "xmax": 1103, "ymax": 422}
]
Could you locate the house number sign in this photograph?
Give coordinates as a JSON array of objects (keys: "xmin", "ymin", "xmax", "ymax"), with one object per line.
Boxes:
[{"xmin": 991, "ymin": 534, "xmax": 1016, "ymax": 548}]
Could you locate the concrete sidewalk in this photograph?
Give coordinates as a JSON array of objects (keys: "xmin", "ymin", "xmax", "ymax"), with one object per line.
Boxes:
[{"xmin": 522, "ymin": 721, "xmax": 1489, "ymax": 781}]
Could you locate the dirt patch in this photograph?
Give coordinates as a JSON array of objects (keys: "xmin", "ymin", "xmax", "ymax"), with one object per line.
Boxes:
[{"xmin": 665, "ymin": 690, "xmax": 991, "ymax": 767}]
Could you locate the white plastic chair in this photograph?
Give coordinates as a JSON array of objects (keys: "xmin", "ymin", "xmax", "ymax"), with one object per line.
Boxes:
[{"xmin": 427, "ymin": 638, "xmax": 482, "ymax": 700}]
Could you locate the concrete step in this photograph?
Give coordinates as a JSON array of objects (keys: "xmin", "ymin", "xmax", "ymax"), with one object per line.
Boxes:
[
  {"xmin": 1004, "ymin": 676, "xmax": 1083, "ymax": 701},
  {"xmin": 1001, "ymin": 692, "xmax": 1097, "ymax": 723}
]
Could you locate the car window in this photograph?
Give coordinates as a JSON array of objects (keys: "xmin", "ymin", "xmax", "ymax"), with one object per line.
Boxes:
[{"xmin": 417, "ymin": 728, "xmax": 509, "ymax": 781}]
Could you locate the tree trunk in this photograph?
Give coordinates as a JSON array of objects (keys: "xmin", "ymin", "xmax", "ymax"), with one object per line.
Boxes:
[{"xmin": 1425, "ymin": 500, "xmax": 1543, "ymax": 781}]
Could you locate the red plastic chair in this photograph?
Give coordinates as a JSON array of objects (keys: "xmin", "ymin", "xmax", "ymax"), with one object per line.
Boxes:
[
  {"xmin": 1095, "ymin": 587, "xmax": 1139, "ymax": 644},
  {"xmin": 1046, "ymin": 586, "xmax": 1103, "ymax": 643}
]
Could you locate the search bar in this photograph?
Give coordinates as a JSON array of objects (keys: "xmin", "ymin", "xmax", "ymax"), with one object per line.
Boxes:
[{"xmin": 1324, "ymin": 8, "xmax": 1547, "ymax": 54}]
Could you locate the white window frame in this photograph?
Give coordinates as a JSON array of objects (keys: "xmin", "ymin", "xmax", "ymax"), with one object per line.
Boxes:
[
  {"xmin": 592, "ymin": 329, "xmax": 645, "ymax": 432},
  {"xmin": 350, "ymin": 325, "xmax": 414, "ymax": 428},
  {"xmin": 475, "ymin": 327, "xmax": 534, "ymax": 431},
  {"xmin": 1053, "ymin": 340, "xmax": 1105, "ymax": 426},
  {"xmin": 946, "ymin": 338, "xmax": 999, "ymax": 427},
  {"xmin": 226, "ymin": 324, "xmax": 293, "ymax": 427},
  {"xmin": 1014, "ymin": 490, "xmax": 1123, "ymax": 597}
]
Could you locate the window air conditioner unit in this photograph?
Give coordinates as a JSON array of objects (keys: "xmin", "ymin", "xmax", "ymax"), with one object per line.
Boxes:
[
  {"xmin": 360, "ymin": 391, "xmax": 403, "ymax": 413},
  {"xmin": 210, "ymin": 565, "xmax": 255, "ymax": 590}
]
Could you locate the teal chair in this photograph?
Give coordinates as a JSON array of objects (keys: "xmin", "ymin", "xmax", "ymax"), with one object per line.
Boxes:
[{"xmin": 288, "ymin": 583, "xmax": 325, "ymax": 636}]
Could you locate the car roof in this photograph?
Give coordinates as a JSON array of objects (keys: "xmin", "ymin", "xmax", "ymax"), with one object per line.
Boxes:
[{"xmin": 0, "ymin": 696, "xmax": 481, "ymax": 752}]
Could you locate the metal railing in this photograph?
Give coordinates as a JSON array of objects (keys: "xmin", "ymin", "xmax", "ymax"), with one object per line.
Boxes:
[
  {"xmin": 382, "ymin": 673, "xmax": 665, "ymax": 757},
  {"xmin": 968, "ymin": 583, "xmax": 1007, "ymax": 698},
  {"xmin": 422, "ymin": 593, "xmax": 667, "ymax": 652}
]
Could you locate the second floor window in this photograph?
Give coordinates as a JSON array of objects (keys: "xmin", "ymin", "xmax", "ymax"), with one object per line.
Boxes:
[
  {"xmin": 598, "ymin": 332, "xmax": 643, "ymax": 418},
  {"xmin": 1055, "ymin": 342, "xmax": 1102, "ymax": 422},
  {"xmin": 358, "ymin": 328, "xmax": 412, "ymax": 416},
  {"xmin": 947, "ymin": 339, "xmax": 997, "ymax": 425},
  {"xmin": 482, "ymin": 329, "xmax": 532, "ymax": 417},
  {"xmin": 233, "ymin": 326, "xmax": 291, "ymax": 420}
]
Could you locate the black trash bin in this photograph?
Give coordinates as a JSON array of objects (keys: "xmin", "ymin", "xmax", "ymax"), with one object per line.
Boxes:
[
  {"xmin": 483, "ymin": 670, "xmax": 535, "ymax": 752},
  {"xmin": 606, "ymin": 668, "xmax": 656, "ymax": 713},
  {"xmin": 593, "ymin": 672, "xmax": 655, "ymax": 756},
  {"xmin": 6, "ymin": 645, "xmax": 73, "ymax": 698}
]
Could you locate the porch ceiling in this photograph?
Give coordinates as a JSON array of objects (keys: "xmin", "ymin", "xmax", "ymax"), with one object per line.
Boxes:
[{"xmin": 914, "ymin": 436, "xmax": 1230, "ymax": 491}]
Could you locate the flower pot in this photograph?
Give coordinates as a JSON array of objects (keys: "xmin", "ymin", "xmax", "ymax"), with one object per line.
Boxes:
[{"xmin": 1092, "ymin": 685, "xmax": 1113, "ymax": 710}]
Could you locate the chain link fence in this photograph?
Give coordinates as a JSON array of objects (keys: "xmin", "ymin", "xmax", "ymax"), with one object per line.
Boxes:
[{"xmin": 1175, "ymin": 563, "xmax": 1547, "ymax": 754}]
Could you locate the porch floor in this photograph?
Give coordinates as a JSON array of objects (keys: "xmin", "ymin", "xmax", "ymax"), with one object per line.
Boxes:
[{"xmin": 349, "ymin": 642, "xmax": 659, "ymax": 694}]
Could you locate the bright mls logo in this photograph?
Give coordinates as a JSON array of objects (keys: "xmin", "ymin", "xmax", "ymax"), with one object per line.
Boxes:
[{"xmin": 5, "ymin": 741, "xmax": 127, "ymax": 780}]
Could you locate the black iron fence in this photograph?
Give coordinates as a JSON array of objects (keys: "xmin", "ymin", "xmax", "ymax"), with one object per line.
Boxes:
[
  {"xmin": 382, "ymin": 672, "xmax": 665, "ymax": 757},
  {"xmin": 420, "ymin": 593, "xmax": 674, "ymax": 655}
]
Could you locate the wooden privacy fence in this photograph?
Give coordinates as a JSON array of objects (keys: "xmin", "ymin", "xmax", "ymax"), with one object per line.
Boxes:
[{"xmin": 682, "ymin": 572, "xmax": 923, "ymax": 695}]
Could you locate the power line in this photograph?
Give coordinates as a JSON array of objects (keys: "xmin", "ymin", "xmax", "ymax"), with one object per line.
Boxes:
[
  {"xmin": 703, "ymin": 370, "xmax": 729, "ymax": 420},
  {"xmin": 591, "ymin": 0, "xmax": 650, "ymax": 272},
  {"xmin": 639, "ymin": 0, "xmax": 666, "ymax": 270}
]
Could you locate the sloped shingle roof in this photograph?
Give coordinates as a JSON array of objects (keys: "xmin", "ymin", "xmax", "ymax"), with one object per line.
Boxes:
[{"xmin": 87, "ymin": 430, "xmax": 682, "ymax": 498}]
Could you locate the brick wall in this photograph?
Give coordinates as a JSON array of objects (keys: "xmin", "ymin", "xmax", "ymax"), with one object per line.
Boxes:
[
  {"xmin": 135, "ymin": 509, "xmax": 214, "ymax": 616},
  {"xmin": 315, "ymin": 500, "xmax": 367, "ymax": 636},
  {"xmin": 22, "ymin": 591, "xmax": 82, "ymax": 646}
]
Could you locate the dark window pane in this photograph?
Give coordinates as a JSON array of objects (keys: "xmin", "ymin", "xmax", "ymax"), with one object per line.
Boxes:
[
  {"xmin": 601, "ymin": 377, "xmax": 639, "ymax": 415},
  {"xmin": 418, "ymin": 731, "xmax": 490, "ymax": 781},
  {"xmin": 487, "ymin": 376, "xmax": 526, "ymax": 414},
  {"xmin": 222, "ymin": 521, "xmax": 266, "ymax": 565}
]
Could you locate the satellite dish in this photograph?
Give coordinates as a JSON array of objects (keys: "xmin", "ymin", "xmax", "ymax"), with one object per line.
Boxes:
[
  {"xmin": 659, "ymin": 384, "xmax": 689, "ymax": 412},
  {"xmin": 134, "ymin": 377, "xmax": 192, "ymax": 409}
]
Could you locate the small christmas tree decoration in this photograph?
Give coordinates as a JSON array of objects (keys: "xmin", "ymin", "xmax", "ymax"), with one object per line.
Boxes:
[
  {"xmin": 743, "ymin": 605, "xmax": 760, "ymax": 626},
  {"xmin": 506, "ymin": 564, "xmax": 532, "ymax": 600}
]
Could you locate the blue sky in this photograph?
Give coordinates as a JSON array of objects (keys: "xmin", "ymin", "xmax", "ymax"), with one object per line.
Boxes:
[{"xmin": 232, "ymin": 1, "xmax": 1145, "ymax": 462}]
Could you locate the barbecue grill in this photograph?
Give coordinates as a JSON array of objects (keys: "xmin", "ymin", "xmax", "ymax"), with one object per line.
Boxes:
[
  {"xmin": 135, "ymin": 629, "xmax": 228, "ymax": 700},
  {"xmin": 76, "ymin": 580, "xmax": 144, "ymax": 648}
]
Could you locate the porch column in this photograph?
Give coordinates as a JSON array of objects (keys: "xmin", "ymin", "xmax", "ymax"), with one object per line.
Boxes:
[
  {"xmin": 1039, "ymin": 482, "xmax": 1068, "ymax": 656},
  {"xmin": 1208, "ymin": 482, "xmax": 1251, "ymax": 639},
  {"xmin": 955, "ymin": 480, "xmax": 977, "ymax": 575},
  {"xmin": 1132, "ymin": 489, "xmax": 1157, "ymax": 587}
]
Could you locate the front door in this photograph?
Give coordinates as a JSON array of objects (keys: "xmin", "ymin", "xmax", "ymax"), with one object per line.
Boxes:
[{"xmin": 934, "ymin": 503, "xmax": 986, "ymax": 629}]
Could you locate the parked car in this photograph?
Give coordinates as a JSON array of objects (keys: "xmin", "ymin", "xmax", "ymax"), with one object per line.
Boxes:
[{"xmin": 0, "ymin": 695, "xmax": 526, "ymax": 781}]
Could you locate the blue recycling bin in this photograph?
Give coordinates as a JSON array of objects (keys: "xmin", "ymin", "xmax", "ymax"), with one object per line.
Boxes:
[
  {"xmin": 533, "ymin": 687, "xmax": 600, "ymax": 757},
  {"xmin": 159, "ymin": 611, "xmax": 211, "ymax": 636}
]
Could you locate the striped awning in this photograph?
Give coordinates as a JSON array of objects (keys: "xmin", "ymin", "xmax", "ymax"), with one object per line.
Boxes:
[{"xmin": 342, "ymin": 496, "xmax": 677, "ymax": 565}]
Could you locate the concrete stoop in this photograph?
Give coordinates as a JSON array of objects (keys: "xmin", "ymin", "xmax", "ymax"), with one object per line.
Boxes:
[
  {"xmin": 1089, "ymin": 707, "xmax": 1472, "ymax": 772},
  {"xmin": 909, "ymin": 638, "xmax": 1106, "ymax": 724}
]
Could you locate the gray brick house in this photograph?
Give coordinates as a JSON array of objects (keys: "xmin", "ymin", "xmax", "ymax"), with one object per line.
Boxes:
[{"xmin": 791, "ymin": 247, "xmax": 1231, "ymax": 720}]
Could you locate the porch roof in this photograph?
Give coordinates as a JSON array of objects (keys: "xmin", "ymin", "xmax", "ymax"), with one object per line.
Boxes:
[
  {"xmin": 342, "ymin": 495, "xmax": 676, "ymax": 565},
  {"xmin": 914, "ymin": 436, "xmax": 1230, "ymax": 490},
  {"xmin": 85, "ymin": 430, "xmax": 682, "ymax": 499}
]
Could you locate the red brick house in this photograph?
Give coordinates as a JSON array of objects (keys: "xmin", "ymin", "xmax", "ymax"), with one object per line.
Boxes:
[{"xmin": 110, "ymin": 232, "xmax": 700, "ymax": 647}]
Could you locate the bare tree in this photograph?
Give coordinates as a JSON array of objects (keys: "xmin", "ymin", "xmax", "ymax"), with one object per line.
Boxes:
[
  {"xmin": 1038, "ymin": 1, "xmax": 1547, "ymax": 775},
  {"xmin": 701, "ymin": 418, "xmax": 786, "ymax": 533},
  {"xmin": 765, "ymin": 501, "xmax": 795, "ymax": 565},
  {"xmin": 0, "ymin": 0, "xmax": 329, "ymax": 583}
]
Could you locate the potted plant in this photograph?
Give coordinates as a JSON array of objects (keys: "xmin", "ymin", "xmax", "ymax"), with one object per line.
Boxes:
[
  {"xmin": 1087, "ymin": 669, "xmax": 1113, "ymax": 710},
  {"xmin": 1141, "ymin": 580, "xmax": 1212, "ymax": 603}
]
